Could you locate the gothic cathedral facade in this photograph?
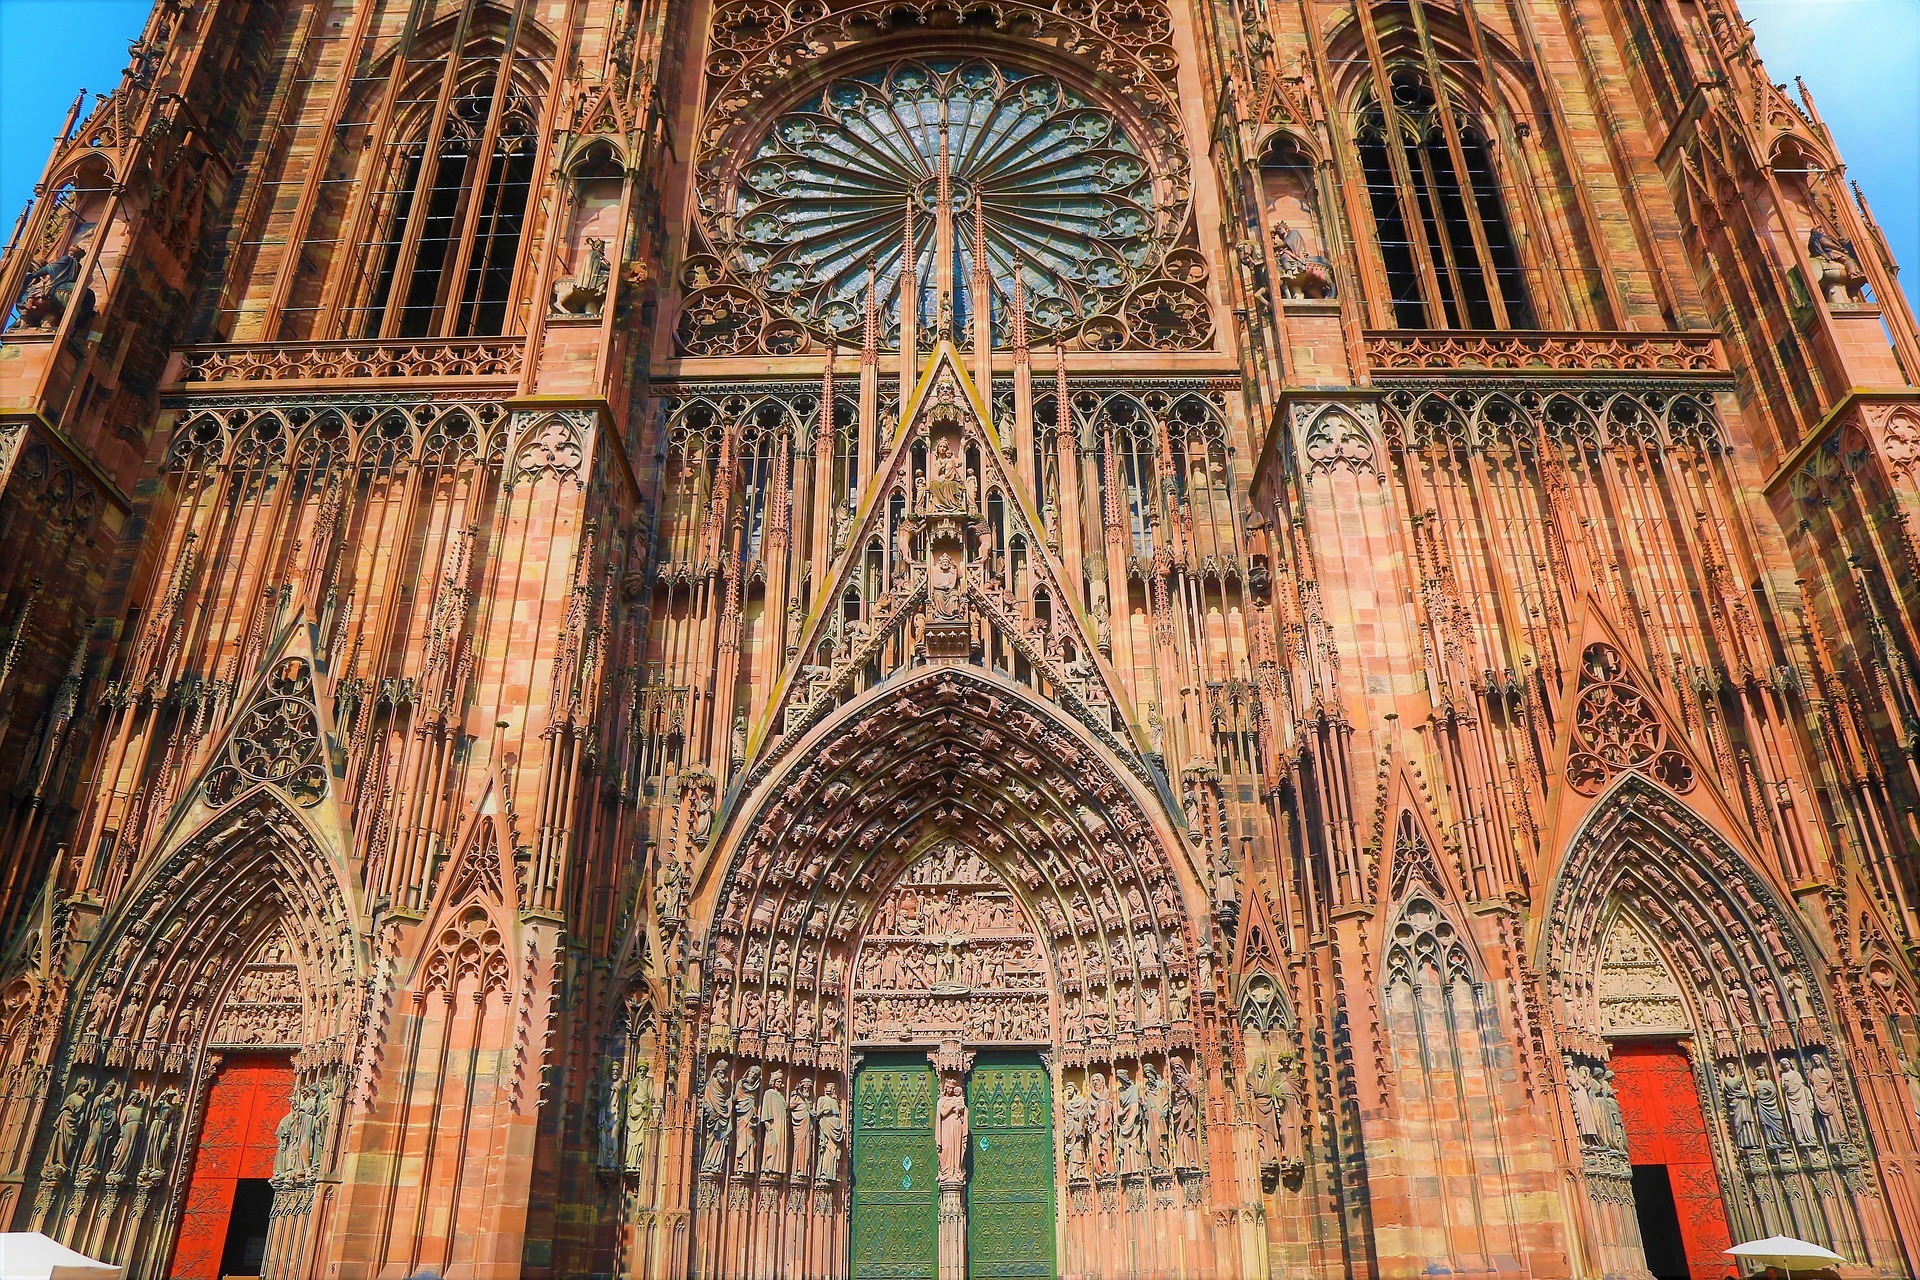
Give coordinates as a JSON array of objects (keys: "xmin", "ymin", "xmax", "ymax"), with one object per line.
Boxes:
[{"xmin": 1, "ymin": 0, "xmax": 1919, "ymax": 1273}]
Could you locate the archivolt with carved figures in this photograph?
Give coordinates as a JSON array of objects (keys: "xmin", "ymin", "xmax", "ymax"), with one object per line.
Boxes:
[
  {"xmin": 670, "ymin": 664, "xmax": 1218, "ymax": 1277},
  {"xmin": 1542, "ymin": 775, "xmax": 1903, "ymax": 1267},
  {"xmin": 0, "ymin": 793, "xmax": 363, "ymax": 1278}
]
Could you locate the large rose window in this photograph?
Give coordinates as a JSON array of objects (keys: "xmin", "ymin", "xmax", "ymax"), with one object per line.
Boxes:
[{"xmin": 681, "ymin": 59, "xmax": 1206, "ymax": 354}]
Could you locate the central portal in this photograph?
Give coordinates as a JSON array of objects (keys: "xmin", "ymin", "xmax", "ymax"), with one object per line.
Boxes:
[{"xmin": 848, "ymin": 847, "xmax": 1060, "ymax": 1279}]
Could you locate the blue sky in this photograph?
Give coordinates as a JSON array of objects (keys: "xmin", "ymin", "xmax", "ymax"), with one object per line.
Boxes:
[{"xmin": 2, "ymin": 0, "xmax": 1916, "ymax": 303}]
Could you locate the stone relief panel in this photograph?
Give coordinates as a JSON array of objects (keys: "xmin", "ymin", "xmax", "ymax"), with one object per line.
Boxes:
[
  {"xmin": 853, "ymin": 848, "xmax": 1051, "ymax": 1045},
  {"xmin": 1596, "ymin": 912, "xmax": 1689, "ymax": 1038},
  {"xmin": 208, "ymin": 930, "xmax": 305, "ymax": 1047}
]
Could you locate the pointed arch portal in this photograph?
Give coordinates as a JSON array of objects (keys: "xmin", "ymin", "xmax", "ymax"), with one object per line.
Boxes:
[{"xmin": 687, "ymin": 663, "xmax": 1213, "ymax": 1280}]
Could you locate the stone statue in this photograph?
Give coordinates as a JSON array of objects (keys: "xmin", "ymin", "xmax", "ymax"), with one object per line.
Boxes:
[
  {"xmin": 1807, "ymin": 1053, "xmax": 1845, "ymax": 1141},
  {"xmin": 1595, "ymin": 1070, "xmax": 1627, "ymax": 1153},
  {"xmin": 143, "ymin": 1090, "xmax": 181, "ymax": 1179},
  {"xmin": 1779, "ymin": 1062, "xmax": 1819, "ymax": 1146},
  {"xmin": 1722, "ymin": 1062, "xmax": 1760, "ymax": 1149},
  {"xmin": 1753, "ymin": 1076, "xmax": 1790, "ymax": 1150},
  {"xmin": 552, "ymin": 237, "xmax": 611, "ymax": 317},
  {"xmin": 731, "ymin": 713, "xmax": 748, "ymax": 768},
  {"xmin": 13, "ymin": 245, "xmax": 89, "ymax": 331},
  {"xmin": 1169, "ymin": 1056, "xmax": 1200, "ymax": 1169},
  {"xmin": 1568, "ymin": 1063, "xmax": 1600, "ymax": 1143},
  {"xmin": 926, "ymin": 441, "xmax": 966, "ymax": 512},
  {"xmin": 700, "ymin": 1063, "xmax": 732, "ymax": 1176},
  {"xmin": 1063, "ymin": 1080, "xmax": 1090, "ymax": 1180},
  {"xmin": 626, "ymin": 1067, "xmax": 652, "ymax": 1170},
  {"xmin": 1115, "ymin": 1067, "xmax": 1144, "ymax": 1176},
  {"xmin": 1270, "ymin": 219, "xmax": 1335, "ymax": 299},
  {"xmin": 1143, "ymin": 1061, "xmax": 1170, "ymax": 1172},
  {"xmin": 77, "ymin": 1080, "xmax": 122, "ymax": 1171},
  {"xmin": 814, "ymin": 1080, "xmax": 845, "ymax": 1183},
  {"xmin": 733, "ymin": 1064, "xmax": 763, "ymax": 1175},
  {"xmin": 599, "ymin": 1061, "xmax": 626, "ymax": 1166},
  {"xmin": 298, "ymin": 1085, "xmax": 329, "ymax": 1171},
  {"xmin": 929, "ymin": 551, "xmax": 963, "ymax": 620},
  {"xmin": 789, "ymin": 1078, "xmax": 815, "ymax": 1182},
  {"xmin": 937, "ymin": 1077, "xmax": 968, "ymax": 1181},
  {"xmin": 1088, "ymin": 1072, "xmax": 1114, "ymax": 1176},
  {"xmin": 47, "ymin": 1084, "xmax": 88, "ymax": 1169},
  {"xmin": 106, "ymin": 1090, "xmax": 148, "ymax": 1181},
  {"xmin": 1807, "ymin": 226, "xmax": 1867, "ymax": 304},
  {"xmin": 274, "ymin": 1099, "xmax": 301, "ymax": 1177},
  {"xmin": 760, "ymin": 1070, "xmax": 790, "ymax": 1176}
]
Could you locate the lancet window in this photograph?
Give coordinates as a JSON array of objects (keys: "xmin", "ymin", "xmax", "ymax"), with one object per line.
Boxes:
[
  {"xmin": 1355, "ymin": 69, "xmax": 1533, "ymax": 330},
  {"xmin": 362, "ymin": 74, "xmax": 540, "ymax": 339}
]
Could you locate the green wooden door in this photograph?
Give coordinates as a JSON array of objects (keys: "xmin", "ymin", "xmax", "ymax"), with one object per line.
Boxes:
[
  {"xmin": 851, "ymin": 1057, "xmax": 939, "ymax": 1280},
  {"xmin": 967, "ymin": 1054, "xmax": 1056, "ymax": 1279}
]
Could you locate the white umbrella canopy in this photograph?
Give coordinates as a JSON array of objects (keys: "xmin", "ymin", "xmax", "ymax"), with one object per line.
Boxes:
[
  {"xmin": 1725, "ymin": 1236, "xmax": 1849, "ymax": 1273},
  {"xmin": 0, "ymin": 1233, "xmax": 123, "ymax": 1280}
]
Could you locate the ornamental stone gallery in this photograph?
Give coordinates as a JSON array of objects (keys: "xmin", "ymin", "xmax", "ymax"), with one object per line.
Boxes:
[{"xmin": 0, "ymin": 0, "xmax": 1916, "ymax": 1275}]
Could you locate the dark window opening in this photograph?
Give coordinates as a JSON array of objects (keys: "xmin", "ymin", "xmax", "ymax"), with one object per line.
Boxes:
[
  {"xmin": 1355, "ymin": 69, "xmax": 1534, "ymax": 330},
  {"xmin": 1630, "ymin": 1164, "xmax": 1689, "ymax": 1280},
  {"xmin": 220, "ymin": 1177, "xmax": 277, "ymax": 1278},
  {"xmin": 365, "ymin": 77, "xmax": 536, "ymax": 339}
]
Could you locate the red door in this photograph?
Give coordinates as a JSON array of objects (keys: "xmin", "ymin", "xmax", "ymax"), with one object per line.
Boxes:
[
  {"xmin": 170, "ymin": 1056, "xmax": 295, "ymax": 1280},
  {"xmin": 1611, "ymin": 1041, "xmax": 1734, "ymax": 1280}
]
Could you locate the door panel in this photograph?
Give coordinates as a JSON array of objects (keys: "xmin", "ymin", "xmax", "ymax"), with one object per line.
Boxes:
[
  {"xmin": 967, "ymin": 1055, "xmax": 1055, "ymax": 1280},
  {"xmin": 1612, "ymin": 1040, "xmax": 1734, "ymax": 1280},
  {"xmin": 851, "ymin": 1057, "xmax": 939, "ymax": 1280},
  {"xmin": 170, "ymin": 1056, "xmax": 294, "ymax": 1280}
]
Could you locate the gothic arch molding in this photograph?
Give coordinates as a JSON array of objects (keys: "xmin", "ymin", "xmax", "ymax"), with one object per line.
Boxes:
[
  {"xmin": 689, "ymin": 663, "xmax": 1211, "ymax": 937},
  {"xmin": 19, "ymin": 789, "xmax": 364, "ymax": 1276},
  {"xmin": 1540, "ymin": 773, "xmax": 1902, "ymax": 1269}
]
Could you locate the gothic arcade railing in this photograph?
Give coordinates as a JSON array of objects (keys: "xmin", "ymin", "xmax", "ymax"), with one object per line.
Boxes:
[
  {"xmin": 166, "ymin": 338, "xmax": 525, "ymax": 389},
  {"xmin": 1364, "ymin": 330, "xmax": 1724, "ymax": 376}
]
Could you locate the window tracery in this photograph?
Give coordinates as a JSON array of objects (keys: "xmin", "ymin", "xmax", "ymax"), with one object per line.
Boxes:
[
  {"xmin": 1354, "ymin": 69, "xmax": 1532, "ymax": 330},
  {"xmin": 685, "ymin": 0, "xmax": 1211, "ymax": 357},
  {"xmin": 362, "ymin": 76, "xmax": 540, "ymax": 339}
]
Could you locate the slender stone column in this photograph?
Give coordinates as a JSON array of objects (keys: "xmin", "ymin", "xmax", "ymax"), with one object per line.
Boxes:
[{"xmin": 938, "ymin": 1178, "xmax": 966, "ymax": 1280}]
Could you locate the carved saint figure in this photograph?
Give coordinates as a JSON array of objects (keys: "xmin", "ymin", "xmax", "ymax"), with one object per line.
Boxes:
[
  {"xmin": 274, "ymin": 1098, "xmax": 302, "ymax": 1177},
  {"xmin": 937, "ymin": 1077, "xmax": 968, "ymax": 1182},
  {"xmin": 928, "ymin": 552, "xmax": 962, "ymax": 620},
  {"xmin": 599, "ymin": 1060, "xmax": 627, "ymax": 1166},
  {"xmin": 106, "ymin": 1090, "xmax": 148, "ymax": 1180},
  {"xmin": 1752, "ymin": 1076, "xmax": 1790, "ymax": 1150},
  {"xmin": 1088, "ymin": 1072, "xmax": 1114, "ymax": 1176},
  {"xmin": 1115, "ymin": 1067, "xmax": 1144, "ymax": 1176},
  {"xmin": 760, "ymin": 1070, "xmax": 790, "ymax": 1176},
  {"xmin": 699, "ymin": 1063, "xmax": 732, "ymax": 1176},
  {"xmin": 1143, "ymin": 1061, "xmax": 1169, "ymax": 1172},
  {"xmin": 1568, "ymin": 1062, "xmax": 1600, "ymax": 1144},
  {"xmin": 1807, "ymin": 1053, "xmax": 1845, "ymax": 1141},
  {"xmin": 47, "ymin": 1084, "xmax": 89, "ymax": 1169},
  {"xmin": 814, "ymin": 1081, "xmax": 845, "ymax": 1183},
  {"xmin": 1595, "ymin": 1070, "xmax": 1627, "ymax": 1153},
  {"xmin": 627, "ymin": 1067, "xmax": 653, "ymax": 1170},
  {"xmin": 1063, "ymin": 1080, "xmax": 1090, "ymax": 1180},
  {"xmin": 144, "ymin": 1090, "xmax": 181, "ymax": 1178},
  {"xmin": 1169, "ymin": 1056, "xmax": 1200, "ymax": 1170},
  {"xmin": 77, "ymin": 1080, "xmax": 123, "ymax": 1171},
  {"xmin": 1779, "ymin": 1061, "xmax": 1819, "ymax": 1146},
  {"xmin": 1721, "ymin": 1061, "xmax": 1760, "ymax": 1150},
  {"xmin": 1807, "ymin": 226, "xmax": 1867, "ymax": 303},
  {"xmin": 789, "ymin": 1077, "xmax": 815, "ymax": 1183},
  {"xmin": 733, "ymin": 1064, "xmax": 763, "ymax": 1175},
  {"xmin": 926, "ymin": 441, "xmax": 966, "ymax": 512}
]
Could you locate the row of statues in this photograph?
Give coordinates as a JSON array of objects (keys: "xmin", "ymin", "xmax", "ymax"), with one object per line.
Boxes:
[
  {"xmin": 271, "ymin": 1082, "xmax": 336, "ymax": 1180},
  {"xmin": 1061, "ymin": 1059, "xmax": 1202, "ymax": 1179},
  {"xmin": 1721, "ymin": 1053, "xmax": 1849, "ymax": 1152},
  {"xmin": 700, "ymin": 1062, "xmax": 847, "ymax": 1183},
  {"xmin": 43, "ymin": 1077, "xmax": 183, "ymax": 1186}
]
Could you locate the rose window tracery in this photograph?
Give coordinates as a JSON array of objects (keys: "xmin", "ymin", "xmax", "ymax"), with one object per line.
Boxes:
[
  {"xmin": 204, "ymin": 657, "xmax": 328, "ymax": 808},
  {"xmin": 687, "ymin": 58, "xmax": 1206, "ymax": 354},
  {"xmin": 1566, "ymin": 642, "xmax": 1694, "ymax": 797}
]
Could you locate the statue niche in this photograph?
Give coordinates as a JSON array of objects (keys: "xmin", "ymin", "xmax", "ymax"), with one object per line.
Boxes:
[
  {"xmin": 1257, "ymin": 136, "xmax": 1334, "ymax": 300},
  {"xmin": 853, "ymin": 845, "xmax": 1052, "ymax": 1046}
]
